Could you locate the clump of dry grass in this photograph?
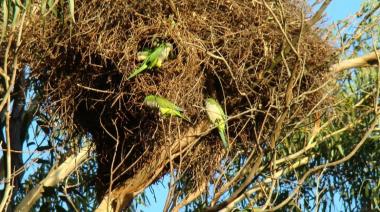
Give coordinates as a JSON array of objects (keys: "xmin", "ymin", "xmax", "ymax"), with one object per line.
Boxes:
[{"xmin": 20, "ymin": 0, "xmax": 334, "ymax": 199}]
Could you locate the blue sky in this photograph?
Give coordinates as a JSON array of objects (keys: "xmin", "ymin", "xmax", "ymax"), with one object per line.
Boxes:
[
  {"xmin": 140, "ymin": 1, "xmax": 364, "ymax": 212},
  {"xmin": 325, "ymin": 0, "xmax": 362, "ymax": 22}
]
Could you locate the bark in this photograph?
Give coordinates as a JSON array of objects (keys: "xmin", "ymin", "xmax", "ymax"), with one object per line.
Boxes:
[
  {"xmin": 9, "ymin": 69, "xmax": 26, "ymax": 193},
  {"xmin": 308, "ymin": 0, "xmax": 333, "ymax": 26},
  {"xmin": 15, "ymin": 144, "xmax": 92, "ymax": 212},
  {"xmin": 330, "ymin": 51, "xmax": 379, "ymax": 72}
]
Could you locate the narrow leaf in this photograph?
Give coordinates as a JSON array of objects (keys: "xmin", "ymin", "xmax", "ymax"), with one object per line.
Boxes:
[
  {"xmin": 1, "ymin": 0, "xmax": 8, "ymax": 43},
  {"xmin": 36, "ymin": 145, "xmax": 52, "ymax": 152},
  {"xmin": 337, "ymin": 144, "xmax": 345, "ymax": 156},
  {"xmin": 48, "ymin": 0, "xmax": 58, "ymax": 16},
  {"xmin": 27, "ymin": 142, "xmax": 36, "ymax": 147},
  {"xmin": 41, "ymin": 0, "xmax": 48, "ymax": 16},
  {"xmin": 36, "ymin": 159, "xmax": 50, "ymax": 164},
  {"xmin": 68, "ymin": 0, "xmax": 75, "ymax": 23},
  {"xmin": 12, "ymin": 3, "xmax": 20, "ymax": 25}
]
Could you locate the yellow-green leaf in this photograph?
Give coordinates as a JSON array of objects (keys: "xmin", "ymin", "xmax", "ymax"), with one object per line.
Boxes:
[
  {"xmin": 68, "ymin": 0, "xmax": 75, "ymax": 23},
  {"xmin": 12, "ymin": 3, "xmax": 20, "ymax": 25},
  {"xmin": 48, "ymin": 0, "xmax": 58, "ymax": 16},
  {"xmin": 1, "ymin": 0, "xmax": 8, "ymax": 43},
  {"xmin": 337, "ymin": 144, "xmax": 345, "ymax": 156},
  {"xmin": 41, "ymin": 0, "xmax": 48, "ymax": 16}
]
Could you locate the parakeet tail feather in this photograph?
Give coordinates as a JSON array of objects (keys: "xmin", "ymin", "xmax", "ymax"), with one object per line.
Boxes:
[
  {"xmin": 128, "ymin": 63, "xmax": 148, "ymax": 80},
  {"xmin": 182, "ymin": 115, "xmax": 191, "ymax": 123},
  {"xmin": 219, "ymin": 130, "xmax": 228, "ymax": 149}
]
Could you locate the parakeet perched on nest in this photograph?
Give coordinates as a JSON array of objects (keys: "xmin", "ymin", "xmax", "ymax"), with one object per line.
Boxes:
[
  {"xmin": 128, "ymin": 42, "xmax": 173, "ymax": 80},
  {"xmin": 144, "ymin": 95, "xmax": 190, "ymax": 122},
  {"xmin": 205, "ymin": 98, "xmax": 228, "ymax": 149}
]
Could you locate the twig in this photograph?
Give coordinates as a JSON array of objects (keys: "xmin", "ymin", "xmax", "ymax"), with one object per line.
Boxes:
[
  {"xmin": 77, "ymin": 83, "xmax": 114, "ymax": 94},
  {"xmin": 172, "ymin": 181, "xmax": 207, "ymax": 212},
  {"xmin": 262, "ymin": 0, "xmax": 300, "ymax": 58},
  {"xmin": 205, "ymin": 152, "xmax": 263, "ymax": 212},
  {"xmin": 96, "ymin": 121, "xmax": 209, "ymax": 211},
  {"xmin": 221, "ymin": 157, "xmax": 311, "ymax": 211},
  {"xmin": 64, "ymin": 177, "xmax": 79, "ymax": 212},
  {"xmin": 344, "ymin": 2, "xmax": 380, "ymax": 50},
  {"xmin": 267, "ymin": 114, "xmax": 379, "ymax": 211},
  {"xmin": 372, "ymin": 40, "xmax": 380, "ymax": 113}
]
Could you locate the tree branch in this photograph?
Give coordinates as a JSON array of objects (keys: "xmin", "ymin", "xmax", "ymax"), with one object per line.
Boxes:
[
  {"xmin": 15, "ymin": 144, "xmax": 92, "ymax": 212},
  {"xmin": 205, "ymin": 152, "xmax": 263, "ymax": 212},
  {"xmin": 266, "ymin": 113, "xmax": 379, "ymax": 211},
  {"xmin": 96, "ymin": 121, "xmax": 209, "ymax": 212},
  {"xmin": 309, "ymin": 0, "xmax": 333, "ymax": 26},
  {"xmin": 221, "ymin": 156, "xmax": 311, "ymax": 211},
  {"xmin": 330, "ymin": 51, "xmax": 380, "ymax": 72}
]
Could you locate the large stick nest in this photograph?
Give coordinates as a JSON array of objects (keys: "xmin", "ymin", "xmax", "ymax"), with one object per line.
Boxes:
[{"xmin": 21, "ymin": 0, "xmax": 334, "ymax": 199}]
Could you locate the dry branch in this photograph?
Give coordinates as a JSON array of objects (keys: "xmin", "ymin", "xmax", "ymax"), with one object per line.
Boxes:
[{"xmin": 221, "ymin": 156, "xmax": 311, "ymax": 211}]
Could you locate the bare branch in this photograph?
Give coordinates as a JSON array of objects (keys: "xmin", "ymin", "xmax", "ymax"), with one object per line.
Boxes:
[
  {"xmin": 330, "ymin": 51, "xmax": 380, "ymax": 72},
  {"xmin": 222, "ymin": 157, "xmax": 311, "ymax": 211},
  {"xmin": 15, "ymin": 144, "xmax": 92, "ymax": 212},
  {"xmin": 205, "ymin": 152, "xmax": 263, "ymax": 212},
  {"xmin": 309, "ymin": 0, "xmax": 333, "ymax": 26},
  {"xmin": 0, "ymin": 11, "xmax": 26, "ymax": 211}
]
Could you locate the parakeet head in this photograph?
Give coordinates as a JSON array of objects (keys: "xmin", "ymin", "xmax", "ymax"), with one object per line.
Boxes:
[
  {"xmin": 155, "ymin": 43, "xmax": 173, "ymax": 68},
  {"xmin": 205, "ymin": 98, "xmax": 223, "ymax": 123},
  {"xmin": 205, "ymin": 98, "xmax": 218, "ymax": 106},
  {"xmin": 144, "ymin": 95, "xmax": 159, "ymax": 108},
  {"xmin": 163, "ymin": 43, "xmax": 173, "ymax": 56},
  {"xmin": 164, "ymin": 42, "xmax": 173, "ymax": 50}
]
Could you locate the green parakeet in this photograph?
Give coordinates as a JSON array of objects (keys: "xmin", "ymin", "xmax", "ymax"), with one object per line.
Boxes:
[
  {"xmin": 144, "ymin": 95, "xmax": 190, "ymax": 122},
  {"xmin": 128, "ymin": 42, "xmax": 173, "ymax": 80},
  {"xmin": 205, "ymin": 98, "xmax": 228, "ymax": 149}
]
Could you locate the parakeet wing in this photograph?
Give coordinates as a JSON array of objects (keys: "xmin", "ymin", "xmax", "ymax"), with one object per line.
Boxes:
[
  {"xmin": 205, "ymin": 98, "xmax": 226, "ymax": 123},
  {"xmin": 205, "ymin": 98, "xmax": 228, "ymax": 148},
  {"xmin": 137, "ymin": 50, "xmax": 151, "ymax": 61},
  {"xmin": 146, "ymin": 44, "xmax": 166, "ymax": 68},
  {"xmin": 128, "ymin": 44, "xmax": 168, "ymax": 80},
  {"xmin": 160, "ymin": 107, "xmax": 191, "ymax": 122},
  {"xmin": 144, "ymin": 95, "xmax": 158, "ymax": 107},
  {"xmin": 156, "ymin": 43, "xmax": 173, "ymax": 67},
  {"xmin": 145, "ymin": 95, "xmax": 190, "ymax": 122},
  {"xmin": 156, "ymin": 96, "xmax": 183, "ymax": 112},
  {"xmin": 159, "ymin": 107, "xmax": 179, "ymax": 116}
]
